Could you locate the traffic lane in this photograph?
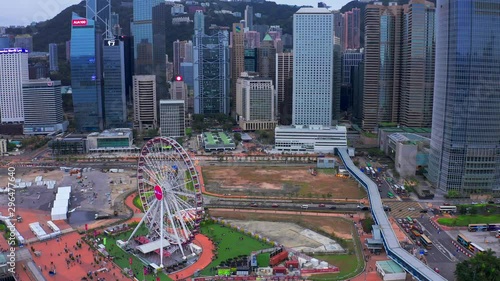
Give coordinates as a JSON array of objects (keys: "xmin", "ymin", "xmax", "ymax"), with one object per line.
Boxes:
[{"xmin": 418, "ymin": 218, "xmax": 466, "ymax": 262}]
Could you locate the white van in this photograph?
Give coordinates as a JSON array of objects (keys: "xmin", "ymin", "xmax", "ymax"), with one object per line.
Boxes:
[{"xmin": 301, "ymin": 205, "xmax": 309, "ymax": 209}]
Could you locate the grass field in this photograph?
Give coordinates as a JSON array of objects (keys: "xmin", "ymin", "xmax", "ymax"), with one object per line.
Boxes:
[
  {"xmin": 199, "ymin": 222, "xmax": 272, "ymax": 276},
  {"xmin": 97, "ymin": 225, "xmax": 172, "ymax": 281},
  {"xmin": 257, "ymin": 253, "xmax": 270, "ymax": 267},
  {"xmin": 207, "ymin": 210, "xmax": 364, "ymax": 280},
  {"xmin": 438, "ymin": 214, "xmax": 500, "ymax": 226},
  {"xmin": 310, "ymin": 252, "xmax": 361, "ymax": 281},
  {"xmin": 202, "ymin": 166, "xmax": 365, "ymax": 199}
]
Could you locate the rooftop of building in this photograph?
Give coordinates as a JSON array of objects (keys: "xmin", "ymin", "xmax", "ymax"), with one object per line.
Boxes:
[
  {"xmin": 388, "ymin": 133, "xmax": 430, "ymax": 144},
  {"xmin": 160, "ymin": 99, "xmax": 185, "ymax": 104},
  {"xmin": 203, "ymin": 131, "xmax": 234, "ymax": 146},
  {"xmin": 379, "ymin": 126, "xmax": 431, "ymax": 134},
  {"xmin": 276, "ymin": 125, "xmax": 347, "ymax": 132},
  {"xmin": 23, "ymin": 79, "xmax": 61, "ymax": 86},
  {"xmin": 295, "ymin": 7, "xmax": 332, "ymax": 14},
  {"xmin": 87, "ymin": 128, "xmax": 132, "ymax": 138},
  {"xmin": 376, "ymin": 260, "xmax": 405, "ymax": 274}
]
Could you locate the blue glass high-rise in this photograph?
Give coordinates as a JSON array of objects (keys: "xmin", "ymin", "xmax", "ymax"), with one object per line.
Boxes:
[
  {"xmin": 428, "ymin": 0, "xmax": 500, "ymax": 193},
  {"xmin": 132, "ymin": 0, "xmax": 163, "ymax": 74},
  {"xmin": 70, "ymin": 13, "xmax": 101, "ymax": 132},
  {"xmin": 103, "ymin": 38, "xmax": 127, "ymax": 128}
]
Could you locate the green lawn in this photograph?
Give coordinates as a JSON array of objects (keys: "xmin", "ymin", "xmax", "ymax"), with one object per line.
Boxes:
[
  {"xmin": 133, "ymin": 194, "xmax": 144, "ymax": 211},
  {"xmin": 95, "ymin": 225, "xmax": 172, "ymax": 281},
  {"xmin": 256, "ymin": 253, "xmax": 270, "ymax": 267},
  {"xmin": 199, "ymin": 222, "xmax": 273, "ymax": 276},
  {"xmin": 310, "ymin": 240, "xmax": 364, "ymax": 281},
  {"xmin": 438, "ymin": 214, "xmax": 500, "ymax": 226}
]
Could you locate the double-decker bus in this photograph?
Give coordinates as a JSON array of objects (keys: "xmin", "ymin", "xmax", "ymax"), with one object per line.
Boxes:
[
  {"xmin": 468, "ymin": 224, "xmax": 488, "ymax": 232},
  {"xmin": 487, "ymin": 223, "xmax": 500, "ymax": 231},
  {"xmin": 420, "ymin": 234, "xmax": 432, "ymax": 249},
  {"xmin": 469, "ymin": 242, "xmax": 485, "ymax": 254},
  {"xmin": 457, "ymin": 234, "xmax": 470, "ymax": 248},
  {"xmin": 439, "ymin": 205, "xmax": 457, "ymax": 213}
]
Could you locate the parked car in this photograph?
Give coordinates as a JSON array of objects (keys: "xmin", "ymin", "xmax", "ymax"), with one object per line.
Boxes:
[
  {"xmin": 329, "ymin": 206, "xmax": 337, "ymax": 210},
  {"xmin": 397, "ymin": 218, "xmax": 403, "ymax": 224}
]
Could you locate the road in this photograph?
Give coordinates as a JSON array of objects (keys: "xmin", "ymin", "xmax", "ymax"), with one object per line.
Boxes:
[
  {"xmin": 208, "ymin": 199, "xmax": 362, "ymax": 211},
  {"xmin": 416, "ymin": 214, "xmax": 466, "ymax": 281}
]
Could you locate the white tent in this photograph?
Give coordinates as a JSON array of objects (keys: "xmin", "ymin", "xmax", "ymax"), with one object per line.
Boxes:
[
  {"xmin": 51, "ymin": 206, "xmax": 68, "ymax": 220},
  {"xmin": 57, "ymin": 186, "xmax": 72, "ymax": 195},
  {"xmin": 52, "ymin": 199, "xmax": 67, "ymax": 208},
  {"xmin": 56, "ymin": 193, "xmax": 70, "ymax": 201}
]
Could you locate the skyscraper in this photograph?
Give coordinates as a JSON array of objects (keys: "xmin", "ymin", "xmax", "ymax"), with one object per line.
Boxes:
[
  {"xmin": 70, "ymin": 13, "xmax": 102, "ymax": 131},
  {"xmin": 22, "ymin": 79, "xmax": 67, "ymax": 135},
  {"xmin": 0, "ymin": 48, "xmax": 29, "ymax": 123},
  {"xmin": 132, "ymin": 0, "xmax": 163, "ymax": 74},
  {"xmin": 245, "ymin": 5, "xmax": 254, "ymax": 30},
  {"xmin": 152, "ymin": 2, "xmax": 170, "ymax": 100},
  {"xmin": 103, "ymin": 38, "xmax": 127, "ymax": 128},
  {"xmin": 86, "ymin": 0, "xmax": 111, "ymax": 36},
  {"xmin": 362, "ymin": 1, "xmax": 435, "ymax": 131},
  {"xmin": 231, "ymin": 22, "xmax": 245, "ymax": 112},
  {"xmin": 133, "ymin": 75, "xmax": 157, "ymax": 131},
  {"xmin": 258, "ymin": 34, "xmax": 276, "ymax": 84},
  {"xmin": 362, "ymin": 3, "xmax": 404, "ymax": 131},
  {"xmin": 428, "ymin": 0, "xmax": 500, "ymax": 193},
  {"xmin": 343, "ymin": 8, "xmax": 361, "ymax": 50},
  {"xmin": 235, "ymin": 72, "xmax": 277, "ymax": 131},
  {"xmin": 276, "ymin": 52, "xmax": 293, "ymax": 125},
  {"xmin": 49, "ymin": 43, "xmax": 58, "ymax": 72},
  {"xmin": 293, "ymin": 8, "xmax": 334, "ymax": 126},
  {"xmin": 159, "ymin": 100, "xmax": 185, "ymax": 137},
  {"xmin": 399, "ymin": 0, "xmax": 435, "ymax": 127},
  {"xmin": 193, "ymin": 22, "xmax": 230, "ymax": 115}
]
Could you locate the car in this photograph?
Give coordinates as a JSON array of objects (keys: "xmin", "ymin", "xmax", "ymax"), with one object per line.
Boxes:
[
  {"xmin": 408, "ymin": 207, "xmax": 416, "ymax": 211},
  {"xmin": 271, "ymin": 203, "xmax": 279, "ymax": 208},
  {"xmin": 329, "ymin": 206, "xmax": 337, "ymax": 210},
  {"xmin": 397, "ymin": 218, "xmax": 403, "ymax": 224},
  {"xmin": 250, "ymin": 203, "xmax": 258, "ymax": 207},
  {"xmin": 471, "ymin": 202, "xmax": 478, "ymax": 205},
  {"xmin": 416, "ymin": 241, "xmax": 422, "ymax": 246},
  {"xmin": 434, "ymin": 268, "xmax": 439, "ymax": 273},
  {"xmin": 405, "ymin": 228, "xmax": 410, "ymax": 233},
  {"xmin": 419, "ymin": 209, "xmax": 428, "ymax": 213},
  {"xmin": 403, "ymin": 218, "xmax": 409, "ymax": 224},
  {"xmin": 318, "ymin": 204, "xmax": 326, "ymax": 207}
]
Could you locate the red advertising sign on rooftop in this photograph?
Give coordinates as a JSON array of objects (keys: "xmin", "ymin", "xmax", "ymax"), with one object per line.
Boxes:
[{"xmin": 72, "ymin": 19, "xmax": 88, "ymax": 26}]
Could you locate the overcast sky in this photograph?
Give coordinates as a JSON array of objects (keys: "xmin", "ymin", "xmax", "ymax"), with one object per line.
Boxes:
[{"xmin": 1, "ymin": 0, "xmax": 351, "ymax": 26}]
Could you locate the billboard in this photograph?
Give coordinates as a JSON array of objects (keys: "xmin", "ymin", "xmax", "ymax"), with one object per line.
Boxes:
[{"xmin": 72, "ymin": 19, "xmax": 88, "ymax": 26}]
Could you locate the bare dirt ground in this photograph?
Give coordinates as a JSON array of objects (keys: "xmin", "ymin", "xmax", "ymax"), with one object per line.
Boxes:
[
  {"xmin": 209, "ymin": 210, "xmax": 354, "ymax": 240},
  {"xmin": 0, "ymin": 168, "xmax": 64, "ymax": 187},
  {"xmin": 202, "ymin": 166, "xmax": 365, "ymax": 198}
]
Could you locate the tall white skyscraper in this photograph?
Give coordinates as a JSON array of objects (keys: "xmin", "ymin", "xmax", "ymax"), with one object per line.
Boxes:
[
  {"xmin": 292, "ymin": 8, "xmax": 334, "ymax": 127},
  {"xmin": 0, "ymin": 48, "xmax": 29, "ymax": 123}
]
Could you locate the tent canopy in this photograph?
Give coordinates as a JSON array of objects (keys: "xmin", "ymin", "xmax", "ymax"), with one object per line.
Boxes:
[{"xmin": 136, "ymin": 239, "xmax": 170, "ymax": 254}]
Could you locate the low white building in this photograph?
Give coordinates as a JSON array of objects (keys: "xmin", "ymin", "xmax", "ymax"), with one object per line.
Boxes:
[
  {"xmin": 0, "ymin": 139, "xmax": 7, "ymax": 155},
  {"xmin": 375, "ymin": 260, "xmax": 406, "ymax": 281},
  {"xmin": 274, "ymin": 125, "xmax": 347, "ymax": 153}
]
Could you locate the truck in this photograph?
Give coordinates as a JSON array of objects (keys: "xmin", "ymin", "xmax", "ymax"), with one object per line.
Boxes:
[{"xmin": 95, "ymin": 213, "xmax": 111, "ymax": 220}]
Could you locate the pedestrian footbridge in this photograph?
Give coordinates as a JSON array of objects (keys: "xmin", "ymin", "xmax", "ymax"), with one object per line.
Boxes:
[{"xmin": 336, "ymin": 148, "xmax": 447, "ymax": 281}]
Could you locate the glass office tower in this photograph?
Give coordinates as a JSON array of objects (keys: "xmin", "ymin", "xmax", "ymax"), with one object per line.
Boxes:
[
  {"xmin": 428, "ymin": 0, "xmax": 500, "ymax": 193},
  {"xmin": 70, "ymin": 13, "xmax": 101, "ymax": 131},
  {"xmin": 132, "ymin": 0, "xmax": 163, "ymax": 74},
  {"xmin": 103, "ymin": 38, "xmax": 127, "ymax": 128}
]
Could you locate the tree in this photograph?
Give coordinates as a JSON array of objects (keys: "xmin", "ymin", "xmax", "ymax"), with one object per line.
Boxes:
[
  {"xmin": 455, "ymin": 249, "xmax": 500, "ymax": 281},
  {"xmin": 361, "ymin": 217, "xmax": 375, "ymax": 234},
  {"xmin": 7, "ymin": 142, "xmax": 17, "ymax": 151},
  {"xmin": 458, "ymin": 205, "xmax": 467, "ymax": 215},
  {"xmin": 469, "ymin": 206, "xmax": 478, "ymax": 215},
  {"xmin": 233, "ymin": 132, "xmax": 242, "ymax": 142}
]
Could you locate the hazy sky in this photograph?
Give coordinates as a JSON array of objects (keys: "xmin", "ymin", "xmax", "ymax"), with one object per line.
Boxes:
[{"xmin": 1, "ymin": 0, "xmax": 351, "ymax": 26}]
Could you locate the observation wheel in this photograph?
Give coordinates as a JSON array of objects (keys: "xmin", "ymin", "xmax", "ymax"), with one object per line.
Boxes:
[{"xmin": 129, "ymin": 137, "xmax": 203, "ymax": 265}]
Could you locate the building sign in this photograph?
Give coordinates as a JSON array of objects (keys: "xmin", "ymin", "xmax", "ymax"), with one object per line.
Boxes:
[
  {"xmin": 0, "ymin": 48, "xmax": 29, "ymax": 54},
  {"xmin": 104, "ymin": 39, "xmax": 120, "ymax": 47},
  {"xmin": 175, "ymin": 75, "xmax": 183, "ymax": 81},
  {"xmin": 72, "ymin": 19, "xmax": 88, "ymax": 26}
]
